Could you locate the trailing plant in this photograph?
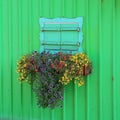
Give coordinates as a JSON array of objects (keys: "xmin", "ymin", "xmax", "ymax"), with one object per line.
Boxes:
[
  {"xmin": 59, "ymin": 52, "xmax": 92, "ymax": 86},
  {"xmin": 16, "ymin": 51, "xmax": 40, "ymax": 84},
  {"xmin": 33, "ymin": 52, "xmax": 64, "ymax": 108},
  {"xmin": 16, "ymin": 51, "xmax": 92, "ymax": 109}
]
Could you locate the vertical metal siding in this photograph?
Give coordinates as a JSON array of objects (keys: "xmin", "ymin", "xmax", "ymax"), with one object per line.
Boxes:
[{"xmin": 0, "ymin": 0, "xmax": 120, "ymax": 120}]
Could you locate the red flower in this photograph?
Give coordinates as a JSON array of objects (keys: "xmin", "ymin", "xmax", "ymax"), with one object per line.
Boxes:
[
  {"xmin": 59, "ymin": 61, "xmax": 63, "ymax": 69},
  {"xmin": 34, "ymin": 64, "xmax": 37, "ymax": 69},
  {"xmin": 35, "ymin": 69, "xmax": 38, "ymax": 72},
  {"xmin": 63, "ymin": 56, "xmax": 67, "ymax": 61},
  {"xmin": 51, "ymin": 64, "xmax": 54, "ymax": 68}
]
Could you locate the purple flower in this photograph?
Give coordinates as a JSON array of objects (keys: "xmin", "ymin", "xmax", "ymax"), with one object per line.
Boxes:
[
  {"xmin": 40, "ymin": 67, "xmax": 44, "ymax": 72},
  {"xmin": 32, "ymin": 51, "xmax": 64, "ymax": 109},
  {"xmin": 59, "ymin": 95, "xmax": 63, "ymax": 100},
  {"xmin": 51, "ymin": 97, "xmax": 55, "ymax": 101},
  {"xmin": 49, "ymin": 83, "xmax": 53, "ymax": 88},
  {"xmin": 46, "ymin": 61, "xmax": 50, "ymax": 66},
  {"xmin": 48, "ymin": 90, "xmax": 52, "ymax": 93},
  {"xmin": 48, "ymin": 73, "xmax": 52, "ymax": 78}
]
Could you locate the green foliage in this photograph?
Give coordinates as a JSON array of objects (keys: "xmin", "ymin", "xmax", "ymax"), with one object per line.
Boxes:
[{"xmin": 16, "ymin": 51, "xmax": 92, "ymax": 109}]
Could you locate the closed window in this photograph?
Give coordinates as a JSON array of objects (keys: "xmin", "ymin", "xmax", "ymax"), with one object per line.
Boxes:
[{"xmin": 39, "ymin": 17, "xmax": 83, "ymax": 53}]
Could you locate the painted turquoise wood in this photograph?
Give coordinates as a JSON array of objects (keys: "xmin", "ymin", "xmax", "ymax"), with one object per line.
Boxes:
[
  {"xmin": 0, "ymin": 0, "xmax": 120, "ymax": 120},
  {"xmin": 39, "ymin": 17, "xmax": 83, "ymax": 52}
]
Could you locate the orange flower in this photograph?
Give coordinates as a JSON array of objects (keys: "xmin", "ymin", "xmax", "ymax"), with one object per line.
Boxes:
[{"xmin": 51, "ymin": 64, "xmax": 54, "ymax": 68}]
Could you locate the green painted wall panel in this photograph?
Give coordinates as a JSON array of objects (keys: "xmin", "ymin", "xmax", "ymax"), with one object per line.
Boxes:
[{"xmin": 0, "ymin": 0, "xmax": 119, "ymax": 120}]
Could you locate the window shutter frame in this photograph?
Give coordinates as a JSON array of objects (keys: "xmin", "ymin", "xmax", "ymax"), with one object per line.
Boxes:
[{"xmin": 39, "ymin": 17, "xmax": 83, "ymax": 53}]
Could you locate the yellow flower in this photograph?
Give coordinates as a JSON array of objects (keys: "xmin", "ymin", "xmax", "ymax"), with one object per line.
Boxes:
[
  {"xmin": 75, "ymin": 60, "xmax": 78, "ymax": 64},
  {"xmin": 26, "ymin": 80, "xmax": 28, "ymax": 82},
  {"xmin": 75, "ymin": 77, "xmax": 79, "ymax": 79},
  {"xmin": 64, "ymin": 64, "xmax": 67, "ymax": 67},
  {"xmin": 16, "ymin": 69, "xmax": 20, "ymax": 72},
  {"xmin": 75, "ymin": 56, "xmax": 78, "ymax": 59},
  {"xmin": 58, "ymin": 80, "xmax": 62, "ymax": 83},
  {"xmin": 62, "ymin": 77, "xmax": 64, "ymax": 81},
  {"xmin": 77, "ymin": 65, "xmax": 79, "ymax": 68},
  {"xmin": 65, "ymin": 69, "xmax": 68, "ymax": 73},
  {"xmin": 67, "ymin": 79, "xmax": 70, "ymax": 82},
  {"xmin": 23, "ymin": 64, "xmax": 27, "ymax": 67},
  {"xmin": 64, "ymin": 83, "xmax": 67, "ymax": 85},
  {"xmin": 17, "ymin": 62, "xmax": 20, "ymax": 65},
  {"xmin": 64, "ymin": 74, "xmax": 67, "ymax": 77},
  {"xmin": 78, "ymin": 80, "xmax": 84, "ymax": 86}
]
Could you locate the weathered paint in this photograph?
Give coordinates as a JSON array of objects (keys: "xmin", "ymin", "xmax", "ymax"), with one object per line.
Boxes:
[{"xmin": 0, "ymin": 0, "xmax": 120, "ymax": 120}]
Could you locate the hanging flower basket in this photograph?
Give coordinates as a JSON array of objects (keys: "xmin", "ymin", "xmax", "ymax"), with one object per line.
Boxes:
[{"xmin": 16, "ymin": 51, "xmax": 92, "ymax": 109}]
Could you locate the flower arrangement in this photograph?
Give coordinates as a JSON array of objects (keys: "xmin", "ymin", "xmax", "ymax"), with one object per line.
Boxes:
[
  {"xmin": 59, "ymin": 53, "xmax": 92, "ymax": 86},
  {"xmin": 16, "ymin": 51, "xmax": 92, "ymax": 109},
  {"xmin": 16, "ymin": 52, "xmax": 40, "ymax": 84}
]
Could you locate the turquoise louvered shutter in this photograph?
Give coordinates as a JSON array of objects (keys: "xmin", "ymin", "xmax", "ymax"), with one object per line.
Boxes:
[{"xmin": 39, "ymin": 17, "xmax": 83, "ymax": 53}]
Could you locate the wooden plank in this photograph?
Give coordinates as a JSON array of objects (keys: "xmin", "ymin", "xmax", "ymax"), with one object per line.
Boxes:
[
  {"xmin": 11, "ymin": 0, "xmax": 22, "ymax": 119},
  {"xmin": 113, "ymin": 0, "xmax": 116, "ymax": 120},
  {"xmin": 37, "ymin": 0, "xmax": 52, "ymax": 120},
  {"xmin": 19, "ymin": 0, "xmax": 32, "ymax": 119},
  {"xmin": 63, "ymin": 0, "xmax": 75, "ymax": 120},
  {"xmin": 52, "ymin": 1, "xmax": 63, "ymax": 120},
  {"xmin": 115, "ymin": 0, "xmax": 120, "ymax": 120},
  {"xmin": 86, "ymin": 0, "xmax": 100, "ymax": 120},
  {"xmin": 75, "ymin": 0, "xmax": 86, "ymax": 120},
  {"xmin": 2, "ymin": 0, "xmax": 12, "ymax": 119},
  {"xmin": 101, "ymin": 0, "xmax": 113, "ymax": 120},
  {"xmin": 0, "ymin": 0, "xmax": 3, "ymax": 118}
]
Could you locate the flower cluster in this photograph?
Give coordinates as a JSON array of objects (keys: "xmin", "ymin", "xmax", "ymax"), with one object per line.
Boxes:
[
  {"xmin": 16, "ymin": 51, "xmax": 92, "ymax": 109},
  {"xmin": 32, "ymin": 52, "xmax": 64, "ymax": 108},
  {"xmin": 58, "ymin": 53, "xmax": 92, "ymax": 86},
  {"xmin": 16, "ymin": 52, "xmax": 40, "ymax": 84}
]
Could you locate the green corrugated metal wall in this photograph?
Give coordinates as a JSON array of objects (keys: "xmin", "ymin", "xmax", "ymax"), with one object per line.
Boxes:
[{"xmin": 0, "ymin": 0, "xmax": 120, "ymax": 120}]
